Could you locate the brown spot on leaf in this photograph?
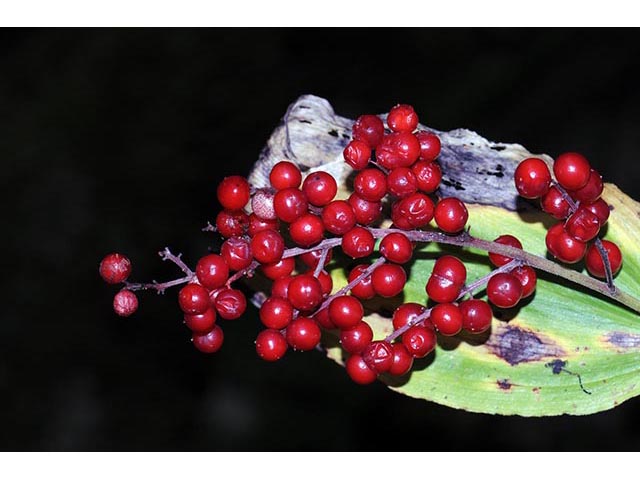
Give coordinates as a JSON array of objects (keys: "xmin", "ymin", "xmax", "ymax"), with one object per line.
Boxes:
[
  {"xmin": 604, "ymin": 331, "xmax": 640, "ymax": 350},
  {"xmin": 486, "ymin": 324, "xmax": 565, "ymax": 366},
  {"xmin": 497, "ymin": 379, "xmax": 512, "ymax": 390}
]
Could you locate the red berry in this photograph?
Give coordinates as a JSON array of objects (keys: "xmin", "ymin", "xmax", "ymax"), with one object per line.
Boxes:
[
  {"xmin": 392, "ymin": 193, "xmax": 434, "ymax": 228},
  {"xmin": 389, "ymin": 343, "xmax": 414, "ymax": 376},
  {"xmin": 412, "ymin": 160, "xmax": 442, "ymax": 193},
  {"xmin": 314, "ymin": 308, "xmax": 336, "ymax": 330},
  {"xmin": 316, "ymin": 270, "xmax": 334, "ymax": 297},
  {"xmin": 348, "ymin": 264, "xmax": 376, "ymax": 300},
  {"xmin": 300, "ymin": 248, "xmax": 334, "ymax": 269},
  {"xmin": 432, "ymin": 255, "xmax": 467, "ymax": 283},
  {"xmin": 380, "ymin": 232, "xmax": 413, "ymax": 264},
  {"xmin": 113, "ymin": 289, "xmax": 138, "ymax": 317},
  {"xmin": 392, "ymin": 303, "xmax": 426, "ymax": 330},
  {"xmin": 322, "ymin": 200, "xmax": 357, "ymax": 235},
  {"xmin": 270, "ymin": 161, "xmax": 302, "ymax": 190},
  {"xmin": 248, "ymin": 213, "xmax": 279, "ymax": 236},
  {"xmin": 511, "ymin": 265, "xmax": 537, "ymax": 299},
  {"xmin": 286, "ymin": 317, "xmax": 321, "ymax": 351},
  {"xmin": 430, "ymin": 303, "xmax": 463, "ymax": 336},
  {"xmin": 216, "ymin": 209, "xmax": 249, "ymax": 238},
  {"xmin": 376, "ymin": 132, "xmax": 421, "ymax": 169},
  {"xmin": 340, "ymin": 321, "xmax": 373, "ymax": 354},
  {"xmin": 371, "ymin": 264, "xmax": 407, "ymax": 298},
  {"xmin": 565, "ymin": 205, "xmax": 600, "ymax": 242},
  {"xmin": 459, "ymin": 299, "xmax": 492, "ymax": 334},
  {"xmin": 545, "ymin": 223, "xmax": 586, "ymax": 264},
  {"xmin": 251, "ymin": 230, "xmax": 285, "ymax": 264},
  {"xmin": 192, "ymin": 325, "xmax": 224, "ymax": 353},
  {"xmin": 99, "ymin": 253, "xmax": 132, "ymax": 284},
  {"xmin": 569, "ymin": 169, "xmax": 603, "ymax": 204},
  {"xmin": 220, "ymin": 237, "xmax": 253, "ymax": 271},
  {"xmin": 251, "ymin": 189, "xmax": 277, "ymax": 221},
  {"xmin": 354, "ymin": 168, "xmax": 388, "ymax": 202},
  {"xmin": 289, "ymin": 213, "xmax": 325, "ymax": 247},
  {"xmin": 261, "ymin": 257, "xmax": 296, "ymax": 280},
  {"xmin": 217, "ymin": 175, "xmax": 250, "ymax": 210},
  {"xmin": 426, "ymin": 255, "xmax": 466, "ymax": 303},
  {"xmin": 348, "ymin": 193, "xmax": 382, "ymax": 225},
  {"xmin": 415, "ymin": 131, "xmax": 441, "ymax": 162},
  {"xmin": 362, "ymin": 340, "xmax": 394, "ymax": 373},
  {"xmin": 554, "ymin": 152, "xmax": 591, "ymax": 191},
  {"xmin": 255, "ymin": 329, "xmax": 288, "ymax": 361},
  {"xmin": 434, "ymin": 197, "xmax": 468, "ymax": 233},
  {"xmin": 488, "ymin": 234, "xmax": 523, "ymax": 267},
  {"xmin": 352, "ymin": 114, "xmax": 385, "ymax": 148},
  {"xmin": 302, "ymin": 171, "xmax": 338, "ymax": 207},
  {"xmin": 184, "ymin": 308, "xmax": 216, "ymax": 333},
  {"xmin": 259, "ymin": 296, "xmax": 294, "ymax": 329},
  {"xmin": 271, "ymin": 276, "xmax": 293, "ymax": 298},
  {"xmin": 287, "ymin": 274, "xmax": 323, "ymax": 311},
  {"xmin": 196, "ymin": 254, "xmax": 229, "ymax": 290},
  {"xmin": 540, "ymin": 186, "xmax": 571, "ymax": 219},
  {"xmin": 342, "ymin": 226, "xmax": 375, "ymax": 259},
  {"xmin": 343, "ymin": 140, "xmax": 372, "ymax": 170},
  {"xmin": 179, "ymin": 283, "xmax": 210, "ymax": 314},
  {"xmin": 514, "ymin": 158, "xmax": 551, "ymax": 199},
  {"xmin": 328, "ymin": 295, "xmax": 364, "ymax": 330},
  {"xmin": 214, "ymin": 288, "xmax": 246, "ymax": 320},
  {"xmin": 585, "ymin": 240, "xmax": 622, "ymax": 278},
  {"xmin": 386, "ymin": 167, "xmax": 418, "ymax": 198},
  {"xmin": 273, "ymin": 188, "xmax": 308, "ymax": 223},
  {"xmin": 584, "ymin": 199, "xmax": 610, "ymax": 225},
  {"xmin": 387, "ymin": 104, "xmax": 419, "ymax": 132},
  {"xmin": 345, "ymin": 354, "xmax": 378, "ymax": 384},
  {"xmin": 402, "ymin": 325, "xmax": 437, "ymax": 358},
  {"xmin": 487, "ymin": 273, "xmax": 523, "ymax": 309}
]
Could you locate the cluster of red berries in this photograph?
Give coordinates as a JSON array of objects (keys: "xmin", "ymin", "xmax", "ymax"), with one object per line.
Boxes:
[{"xmin": 514, "ymin": 154, "xmax": 622, "ymax": 278}]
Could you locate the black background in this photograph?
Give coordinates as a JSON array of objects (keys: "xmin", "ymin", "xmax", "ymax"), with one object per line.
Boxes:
[{"xmin": 3, "ymin": 29, "xmax": 640, "ymax": 451}]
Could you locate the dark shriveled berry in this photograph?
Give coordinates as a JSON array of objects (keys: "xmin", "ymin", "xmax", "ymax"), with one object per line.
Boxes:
[
  {"xmin": 100, "ymin": 253, "xmax": 132, "ymax": 284},
  {"xmin": 214, "ymin": 288, "xmax": 246, "ymax": 320},
  {"xmin": 113, "ymin": 289, "xmax": 138, "ymax": 317},
  {"xmin": 343, "ymin": 140, "xmax": 372, "ymax": 170},
  {"xmin": 352, "ymin": 114, "xmax": 385, "ymax": 148}
]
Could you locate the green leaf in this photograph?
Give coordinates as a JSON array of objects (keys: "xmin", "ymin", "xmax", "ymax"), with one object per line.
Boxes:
[{"xmin": 325, "ymin": 185, "xmax": 640, "ymax": 416}]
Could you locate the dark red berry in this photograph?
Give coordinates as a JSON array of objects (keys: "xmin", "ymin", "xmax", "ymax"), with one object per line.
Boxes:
[
  {"xmin": 402, "ymin": 325, "xmax": 437, "ymax": 358},
  {"xmin": 286, "ymin": 317, "xmax": 321, "ymax": 351},
  {"xmin": 371, "ymin": 264, "xmax": 406, "ymax": 298},
  {"xmin": 412, "ymin": 160, "xmax": 442, "ymax": 193},
  {"xmin": 540, "ymin": 186, "xmax": 571, "ymax": 219},
  {"xmin": 392, "ymin": 192, "xmax": 434, "ymax": 228},
  {"xmin": 270, "ymin": 161, "xmax": 302, "ymax": 190},
  {"xmin": 387, "ymin": 104, "xmax": 419, "ymax": 132},
  {"xmin": 261, "ymin": 257, "xmax": 296, "ymax": 280},
  {"xmin": 459, "ymin": 299, "xmax": 492, "ymax": 334},
  {"xmin": 342, "ymin": 226, "xmax": 375, "ymax": 259},
  {"xmin": 220, "ymin": 237, "xmax": 253, "ymax": 271},
  {"xmin": 545, "ymin": 223, "xmax": 586, "ymax": 264},
  {"xmin": 434, "ymin": 197, "xmax": 468, "ymax": 233},
  {"xmin": 344, "ymin": 140, "xmax": 372, "ymax": 170},
  {"xmin": 340, "ymin": 321, "xmax": 373, "ymax": 354},
  {"xmin": 354, "ymin": 168, "xmax": 388, "ymax": 202},
  {"xmin": 386, "ymin": 167, "xmax": 418, "ymax": 198},
  {"xmin": 565, "ymin": 205, "xmax": 600, "ymax": 242},
  {"xmin": 273, "ymin": 188, "xmax": 308, "ymax": 223},
  {"xmin": 392, "ymin": 303, "xmax": 426, "ymax": 330},
  {"xmin": 251, "ymin": 230, "xmax": 285, "ymax": 264},
  {"xmin": 328, "ymin": 295, "xmax": 364, "ymax": 330},
  {"xmin": 352, "ymin": 114, "xmax": 385, "ymax": 148},
  {"xmin": 345, "ymin": 354, "xmax": 378, "ymax": 384},
  {"xmin": 302, "ymin": 171, "xmax": 338, "ymax": 207},
  {"xmin": 314, "ymin": 308, "xmax": 336, "ymax": 330},
  {"xmin": 248, "ymin": 213, "xmax": 279, "ymax": 236},
  {"xmin": 100, "ymin": 253, "xmax": 132, "ymax": 284},
  {"xmin": 488, "ymin": 234, "xmax": 523, "ymax": 267},
  {"xmin": 348, "ymin": 264, "xmax": 376, "ymax": 300},
  {"xmin": 216, "ymin": 209, "xmax": 249, "ymax": 238},
  {"xmin": 184, "ymin": 308, "xmax": 217, "ymax": 333},
  {"xmin": 300, "ymin": 248, "xmax": 334, "ymax": 269},
  {"xmin": 113, "ymin": 289, "xmax": 138, "ymax": 317},
  {"xmin": 287, "ymin": 274, "xmax": 323, "ymax": 311},
  {"xmin": 179, "ymin": 283, "xmax": 211, "ymax": 315},
  {"xmin": 362, "ymin": 340, "xmax": 394, "ymax": 373},
  {"xmin": 554, "ymin": 152, "xmax": 591, "ymax": 191},
  {"xmin": 196, "ymin": 254, "xmax": 229, "ymax": 290},
  {"xmin": 511, "ymin": 265, "xmax": 537, "ymax": 299},
  {"xmin": 217, "ymin": 175, "xmax": 250, "ymax": 210},
  {"xmin": 251, "ymin": 189, "xmax": 277, "ymax": 221},
  {"xmin": 214, "ymin": 288, "xmax": 246, "ymax": 320},
  {"xmin": 487, "ymin": 273, "xmax": 523, "ymax": 309},
  {"xmin": 388, "ymin": 343, "xmax": 414, "ymax": 376},
  {"xmin": 316, "ymin": 270, "xmax": 334, "ymax": 297},
  {"xmin": 321, "ymin": 200, "xmax": 356, "ymax": 235},
  {"xmin": 584, "ymin": 199, "xmax": 610, "ymax": 225},
  {"xmin": 415, "ymin": 131, "xmax": 441, "ymax": 162},
  {"xmin": 192, "ymin": 325, "xmax": 224, "ymax": 353},
  {"xmin": 585, "ymin": 240, "xmax": 622, "ymax": 278},
  {"xmin": 259, "ymin": 296, "xmax": 294, "ymax": 329},
  {"xmin": 430, "ymin": 303, "xmax": 463, "ymax": 336},
  {"xmin": 289, "ymin": 213, "xmax": 325, "ymax": 247},
  {"xmin": 514, "ymin": 158, "xmax": 551, "ymax": 199},
  {"xmin": 348, "ymin": 193, "xmax": 382, "ymax": 225},
  {"xmin": 255, "ymin": 329, "xmax": 288, "ymax": 361},
  {"xmin": 376, "ymin": 132, "xmax": 421, "ymax": 169},
  {"xmin": 569, "ymin": 169, "xmax": 603, "ymax": 203},
  {"xmin": 380, "ymin": 232, "xmax": 413, "ymax": 264},
  {"xmin": 271, "ymin": 276, "xmax": 293, "ymax": 298},
  {"xmin": 426, "ymin": 255, "xmax": 466, "ymax": 303}
]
